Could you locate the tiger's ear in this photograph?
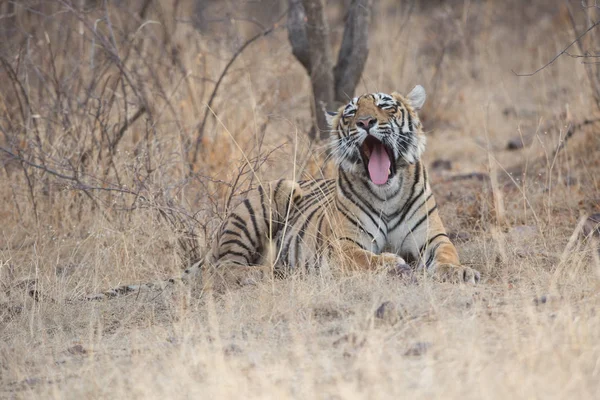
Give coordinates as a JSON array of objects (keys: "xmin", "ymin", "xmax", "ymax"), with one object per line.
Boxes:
[
  {"xmin": 407, "ymin": 85, "xmax": 426, "ymax": 111},
  {"xmin": 324, "ymin": 110, "xmax": 338, "ymax": 127}
]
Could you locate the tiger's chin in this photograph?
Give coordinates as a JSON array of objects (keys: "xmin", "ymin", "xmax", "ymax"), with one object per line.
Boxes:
[{"xmin": 359, "ymin": 135, "xmax": 396, "ymax": 186}]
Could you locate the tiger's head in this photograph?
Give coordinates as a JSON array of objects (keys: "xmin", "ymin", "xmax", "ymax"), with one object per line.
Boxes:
[{"xmin": 326, "ymin": 86, "xmax": 427, "ymax": 186}]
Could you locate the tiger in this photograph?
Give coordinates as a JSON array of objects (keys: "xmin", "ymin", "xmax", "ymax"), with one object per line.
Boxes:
[
  {"xmin": 193, "ymin": 85, "xmax": 480, "ymax": 289},
  {"xmin": 87, "ymin": 85, "xmax": 479, "ymax": 300}
]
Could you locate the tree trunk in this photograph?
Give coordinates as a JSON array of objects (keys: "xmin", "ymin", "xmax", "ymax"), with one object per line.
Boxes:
[
  {"xmin": 301, "ymin": 0, "xmax": 335, "ymax": 140},
  {"xmin": 288, "ymin": 0, "xmax": 372, "ymax": 141},
  {"xmin": 334, "ymin": 0, "xmax": 372, "ymax": 104}
]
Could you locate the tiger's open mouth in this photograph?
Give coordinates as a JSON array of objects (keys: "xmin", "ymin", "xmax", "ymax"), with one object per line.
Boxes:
[{"xmin": 359, "ymin": 135, "xmax": 395, "ymax": 185}]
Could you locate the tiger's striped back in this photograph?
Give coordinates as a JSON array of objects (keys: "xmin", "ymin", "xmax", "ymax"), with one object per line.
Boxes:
[
  {"xmin": 205, "ymin": 179, "xmax": 303, "ymax": 269},
  {"xmin": 271, "ymin": 179, "xmax": 337, "ymax": 272}
]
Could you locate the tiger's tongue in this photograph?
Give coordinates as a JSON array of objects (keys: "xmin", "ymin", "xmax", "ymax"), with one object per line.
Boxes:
[{"xmin": 368, "ymin": 142, "xmax": 391, "ymax": 185}]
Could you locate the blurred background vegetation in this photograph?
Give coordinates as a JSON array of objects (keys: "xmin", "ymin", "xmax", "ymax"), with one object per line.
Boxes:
[{"xmin": 0, "ymin": 0, "xmax": 598, "ymax": 284}]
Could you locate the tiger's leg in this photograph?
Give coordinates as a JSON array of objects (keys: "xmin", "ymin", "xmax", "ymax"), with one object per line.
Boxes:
[
  {"xmin": 195, "ymin": 179, "xmax": 302, "ymax": 291},
  {"xmin": 330, "ymin": 239, "xmax": 411, "ymax": 277},
  {"xmin": 422, "ymin": 235, "xmax": 480, "ymax": 283},
  {"xmin": 408, "ymin": 211, "xmax": 480, "ymax": 283}
]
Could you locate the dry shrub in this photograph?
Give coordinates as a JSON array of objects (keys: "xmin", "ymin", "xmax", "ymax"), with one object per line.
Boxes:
[{"xmin": 1, "ymin": 0, "xmax": 600, "ymax": 398}]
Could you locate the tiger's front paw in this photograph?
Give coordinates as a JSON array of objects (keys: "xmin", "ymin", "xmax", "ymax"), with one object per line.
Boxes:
[
  {"xmin": 379, "ymin": 253, "xmax": 412, "ymax": 278},
  {"xmin": 435, "ymin": 263, "xmax": 480, "ymax": 284}
]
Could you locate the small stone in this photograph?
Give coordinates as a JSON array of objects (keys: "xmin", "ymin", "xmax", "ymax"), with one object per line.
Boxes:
[
  {"xmin": 404, "ymin": 342, "xmax": 432, "ymax": 357},
  {"xmin": 375, "ymin": 301, "xmax": 399, "ymax": 325},
  {"xmin": 507, "ymin": 137, "xmax": 525, "ymax": 150},
  {"xmin": 67, "ymin": 344, "xmax": 88, "ymax": 355},
  {"xmin": 534, "ymin": 294, "xmax": 561, "ymax": 305},
  {"xmin": 25, "ymin": 377, "xmax": 41, "ymax": 386},
  {"xmin": 502, "ymin": 107, "xmax": 516, "ymax": 116},
  {"xmin": 375, "ymin": 301, "xmax": 394, "ymax": 318}
]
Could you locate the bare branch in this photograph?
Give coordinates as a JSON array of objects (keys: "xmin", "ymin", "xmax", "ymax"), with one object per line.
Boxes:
[
  {"xmin": 566, "ymin": 2, "xmax": 600, "ymax": 110},
  {"xmin": 0, "ymin": 147, "xmax": 77, "ymax": 182},
  {"xmin": 192, "ymin": 11, "xmax": 287, "ymax": 164},
  {"xmin": 287, "ymin": 0, "xmax": 311, "ymax": 73},
  {"xmin": 512, "ymin": 19, "xmax": 600, "ymax": 77},
  {"xmin": 565, "ymin": 51, "xmax": 600, "ymax": 58},
  {"xmin": 110, "ymin": 105, "xmax": 147, "ymax": 153},
  {"xmin": 0, "ymin": 144, "xmax": 204, "ymax": 242},
  {"xmin": 334, "ymin": 0, "xmax": 373, "ymax": 104}
]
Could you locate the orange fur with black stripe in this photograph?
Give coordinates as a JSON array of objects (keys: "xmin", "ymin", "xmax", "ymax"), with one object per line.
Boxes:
[{"xmin": 197, "ymin": 179, "xmax": 303, "ymax": 287}]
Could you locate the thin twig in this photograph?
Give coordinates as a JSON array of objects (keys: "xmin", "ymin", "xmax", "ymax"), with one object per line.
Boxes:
[
  {"xmin": 566, "ymin": 2, "xmax": 600, "ymax": 109},
  {"xmin": 192, "ymin": 10, "xmax": 288, "ymax": 164},
  {"xmin": 513, "ymin": 19, "xmax": 600, "ymax": 77},
  {"xmin": 110, "ymin": 106, "xmax": 147, "ymax": 153},
  {"xmin": 0, "ymin": 147, "xmax": 77, "ymax": 181}
]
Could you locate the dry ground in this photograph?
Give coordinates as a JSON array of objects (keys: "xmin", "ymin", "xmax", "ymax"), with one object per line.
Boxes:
[{"xmin": 1, "ymin": 0, "xmax": 600, "ymax": 398}]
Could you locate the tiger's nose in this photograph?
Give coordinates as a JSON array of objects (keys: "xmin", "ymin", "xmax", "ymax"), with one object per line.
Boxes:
[{"xmin": 356, "ymin": 117, "xmax": 377, "ymax": 132}]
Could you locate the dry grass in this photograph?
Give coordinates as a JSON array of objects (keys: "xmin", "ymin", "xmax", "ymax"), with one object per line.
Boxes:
[{"xmin": 1, "ymin": 0, "xmax": 600, "ymax": 398}]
